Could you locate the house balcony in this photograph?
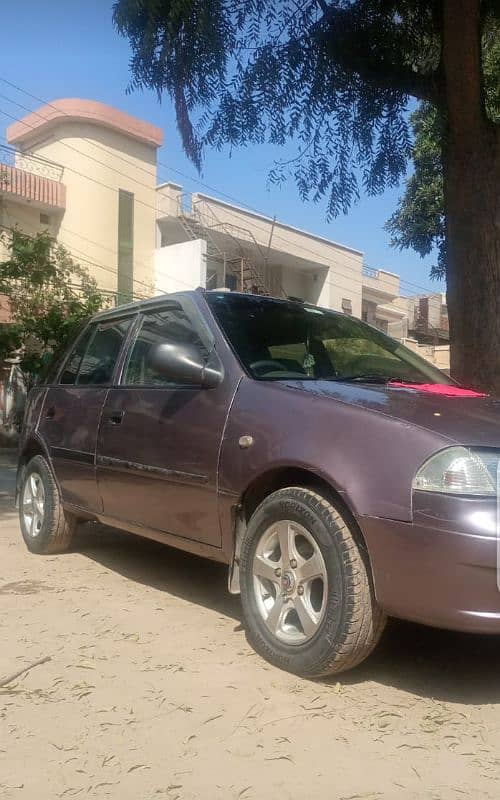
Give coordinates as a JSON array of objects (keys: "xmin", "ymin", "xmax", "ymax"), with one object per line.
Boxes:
[
  {"xmin": 0, "ymin": 153, "xmax": 66, "ymax": 212},
  {"xmin": 362, "ymin": 265, "xmax": 400, "ymax": 304}
]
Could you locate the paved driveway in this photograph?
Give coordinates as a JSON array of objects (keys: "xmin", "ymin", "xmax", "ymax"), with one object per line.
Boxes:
[{"xmin": 1, "ymin": 451, "xmax": 500, "ymax": 799}]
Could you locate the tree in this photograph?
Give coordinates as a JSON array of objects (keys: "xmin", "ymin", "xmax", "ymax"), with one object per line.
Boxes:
[
  {"xmin": 113, "ymin": 0, "xmax": 500, "ymax": 392},
  {"xmin": 0, "ymin": 228, "xmax": 105, "ymax": 378},
  {"xmin": 386, "ymin": 26, "xmax": 499, "ymax": 281},
  {"xmin": 385, "ymin": 104, "xmax": 446, "ymax": 280}
]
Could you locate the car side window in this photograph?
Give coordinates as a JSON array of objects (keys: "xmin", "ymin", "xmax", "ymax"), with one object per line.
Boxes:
[
  {"xmin": 59, "ymin": 325, "xmax": 96, "ymax": 385},
  {"xmin": 76, "ymin": 318, "xmax": 132, "ymax": 386},
  {"xmin": 123, "ymin": 304, "xmax": 209, "ymax": 387}
]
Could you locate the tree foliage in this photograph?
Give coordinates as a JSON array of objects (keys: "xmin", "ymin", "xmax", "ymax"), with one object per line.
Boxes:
[
  {"xmin": 385, "ymin": 103, "xmax": 446, "ymax": 279},
  {"xmin": 113, "ymin": 0, "xmax": 444, "ymax": 217},
  {"xmin": 0, "ymin": 228, "xmax": 105, "ymax": 377},
  {"xmin": 386, "ymin": 21, "xmax": 500, "ymax": 280},
  {"xmin": 113, "ymin": 0, "xmax": 498, "ymax": 217},
  {"xmin": 113, "ymin": 0, "xmax": 500, "ymax": 391}
]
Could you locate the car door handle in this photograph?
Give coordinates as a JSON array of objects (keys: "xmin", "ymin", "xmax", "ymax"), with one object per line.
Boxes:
[
  {"xmin": 45, "ymin": 406, "xmax": 56, "ymax": 420},
  {"xmin": 106, "ymin": 410, "xmax": 125, "ymax": 425}
]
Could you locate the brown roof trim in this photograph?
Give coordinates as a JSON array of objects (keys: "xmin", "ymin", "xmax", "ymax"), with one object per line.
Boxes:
[{"xmin": 6, "ymin": 98, "xmax": 164, "ymax": 149}]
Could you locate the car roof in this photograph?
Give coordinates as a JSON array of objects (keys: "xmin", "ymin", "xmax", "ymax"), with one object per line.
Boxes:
[
  {"xmin": 91, "ymin": 289, "xmax": 200, "ymax": 322},
  {"xmin": 90, "ymin": 288, "xmax": 338, "ymax": 322}
]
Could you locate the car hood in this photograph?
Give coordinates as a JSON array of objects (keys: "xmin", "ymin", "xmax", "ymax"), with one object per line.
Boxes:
[{"xmin": 281, "ymin": 380, "xmax": 500, "ymax": 448}]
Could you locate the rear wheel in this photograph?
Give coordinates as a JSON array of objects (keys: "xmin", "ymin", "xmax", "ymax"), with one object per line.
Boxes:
[
  {"xmin": 239, "ymin": 487, "xmax": 386, "ymax": 677},
  {"xmin": 19, "ymin": 455, "xmax": 76, "ymax": 554}
]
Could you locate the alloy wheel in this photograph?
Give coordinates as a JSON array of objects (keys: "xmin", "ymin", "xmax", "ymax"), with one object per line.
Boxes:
[
  {"xmin": 22, "ymin": 472, "xmax": 46, "ymax": 538},
  {"xmin": 252, "ymin": 520, "xmax": 328, "ymax": 645}
]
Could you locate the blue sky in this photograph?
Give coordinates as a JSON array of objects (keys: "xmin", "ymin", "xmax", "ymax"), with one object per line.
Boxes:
[{"xmin": 0, "ymin": 0, "xmax": 443, "ymax": 295}]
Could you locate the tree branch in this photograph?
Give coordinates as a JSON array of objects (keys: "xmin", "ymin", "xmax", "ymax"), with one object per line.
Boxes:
[
  {"xmin": 442, "ymin": 0, "xmax": 486, "ymax": 134},
  {"xmin": 316, "ymin": 4, "xmax": 439, "ymax": 103}
]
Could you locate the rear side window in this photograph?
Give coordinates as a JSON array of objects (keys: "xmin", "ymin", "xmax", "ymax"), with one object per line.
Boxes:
[
  {"xmin": 60, "ymin": 318, "xmax": 132, "ymax": 386},
  {"xmin": 77, "ymin": 318, "xmax": 132, "ymax": 385},
  {"xmin": 123, "ymin": 304, "xmax": 208, "ymax": 386},
  {"xmin": 59, "ymin": 326, "xmax": 95, "ymax": 385}
]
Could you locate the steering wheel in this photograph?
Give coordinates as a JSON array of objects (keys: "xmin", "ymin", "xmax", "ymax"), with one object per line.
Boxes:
[{"xmin": 250, "ymin": 359, "xmax": 287, "ymax": 376}]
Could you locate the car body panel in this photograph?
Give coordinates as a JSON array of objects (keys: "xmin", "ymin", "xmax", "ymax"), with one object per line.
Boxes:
[
  {"xmin": 279, "ymin": 379, "xmax": 500, "ymax": 447},
  {"xmin": 37, "ymin": 385, "xmax": 108, "ymax": 512},
  {"xmin": 95, "ymin": 380, "xmax": 240, "ymax": 546},
  {"xmin": 218, "ymin": 377, "xmax": 454, "ymax": 522},
  {"xmin": 360, "ymin": 512, "xmax": 500, "ymax": 633}
]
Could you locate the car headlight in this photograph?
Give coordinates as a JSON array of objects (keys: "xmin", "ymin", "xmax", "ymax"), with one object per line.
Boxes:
[{"xmin": 413, "ymin": 447, "xmax": 500, "ymax": 496}]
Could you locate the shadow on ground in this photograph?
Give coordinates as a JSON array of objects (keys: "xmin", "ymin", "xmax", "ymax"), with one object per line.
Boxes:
[
  {"xmin": 75, "ymin": 521, "xmax": 500, "ymax": 706},
  {"xmin": 75, "ymin": 522, "xmax": 241, "ymax": 622}
]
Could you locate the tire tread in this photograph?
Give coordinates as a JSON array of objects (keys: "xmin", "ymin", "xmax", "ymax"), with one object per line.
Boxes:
[
  {"xmin": 20, "ymin": 455, "xmax": 76, "ymax": 554},
  {"xmin": 240, "ymin": 486, "xmax": 386, "ymax": 677}
]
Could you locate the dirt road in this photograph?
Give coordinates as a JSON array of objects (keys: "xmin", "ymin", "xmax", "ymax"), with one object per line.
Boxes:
[{"xmin": 1, "ymin": 449, "xmax": 500, "ymax": 799}]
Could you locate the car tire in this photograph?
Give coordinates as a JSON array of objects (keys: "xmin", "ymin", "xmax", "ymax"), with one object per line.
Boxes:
[
  {"xmin": 19, "ymin": 455, "xmax": 77, "ymax": 554},
  {"xmin": 239, "ymin": 487, "xmax": 386, "ymax": 677}
]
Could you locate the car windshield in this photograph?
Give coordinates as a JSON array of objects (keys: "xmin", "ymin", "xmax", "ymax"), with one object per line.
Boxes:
[{"xmin": 206, "ymin": 293, "xmax": 453, "ymax": 385}]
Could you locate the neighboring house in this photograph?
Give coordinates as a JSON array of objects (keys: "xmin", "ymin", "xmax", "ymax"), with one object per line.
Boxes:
[
  {"xmin": 155, "ymin": 183, "xmax": 405, "ymax": 324},
  {"xmin": 0, "ymin": 97, "xmax": 449, "ymax": 371},
  {"xmin": 1, "ymin": 98, "xmax": 163, "ymax": 305}
]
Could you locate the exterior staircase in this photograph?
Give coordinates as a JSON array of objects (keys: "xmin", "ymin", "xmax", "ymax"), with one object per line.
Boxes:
[{"xmin": 177, "ymin": 200, "xmax": 283, "ymax": 297}]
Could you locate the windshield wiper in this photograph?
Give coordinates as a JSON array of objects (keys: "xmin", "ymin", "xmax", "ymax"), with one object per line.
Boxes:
[{"xmin": 325, "ymin": 374, "xmax": 424, "ymax": 385}]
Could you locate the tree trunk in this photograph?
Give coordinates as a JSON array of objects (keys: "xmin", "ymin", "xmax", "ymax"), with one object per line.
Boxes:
[{"xmin": 442, "ymin": 0, "xmax": 500, "ymax": 394}]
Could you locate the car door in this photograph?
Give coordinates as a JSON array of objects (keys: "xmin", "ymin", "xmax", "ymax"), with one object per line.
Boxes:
[
  {"xmin": 38, "ymin": 315, "xmax": 133, "ymax": 513},
  {"xmin": 96, "ymin": 297, "xmax": 237, "ymax": 547}
]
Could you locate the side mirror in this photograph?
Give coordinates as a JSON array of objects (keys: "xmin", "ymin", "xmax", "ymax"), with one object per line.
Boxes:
[{"xmin": 148, "ymin": 342, "xmax": 223, "ymax": 389}]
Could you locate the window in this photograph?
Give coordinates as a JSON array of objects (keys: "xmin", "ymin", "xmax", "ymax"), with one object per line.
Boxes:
[
  {"xmin": 59, "ymin": 326, "xmax": 95, "ymax": 385},
  {"xmin": 117, "ymin": 190, "xmax": 134, "ymax": 304},
  {"xmin": 42, "ymin": 320, "xmax": 90, "ymax": 385},
  {"xmin": 60, "ymin": 318, "xmax": 131, "ymax": 386},
  {"xmin": 123, "ymin": 304, "xmax": 208, "ymax": 386},
  {"xmin": 206, "ymin": 293, "xmax": 453, "ymax": 385},
  {"xmin": 342, "ymin": 298, "xmax": 352, "ymax": 315},
  {"xmin": 77, "ymin": 318, "xmax": 132, "ymax": 385}
]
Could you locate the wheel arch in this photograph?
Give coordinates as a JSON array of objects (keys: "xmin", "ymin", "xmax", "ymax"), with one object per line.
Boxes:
[
  {"xmin": 16, "ymin": 434, "xmax": 52, "ymax": 504},
  {"xmin": 228, "ymin": 465, "xmax": 373, "ymax": 594}
]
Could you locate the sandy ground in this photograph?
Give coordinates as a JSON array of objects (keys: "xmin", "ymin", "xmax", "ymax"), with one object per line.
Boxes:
[{"xmin": 1, "ymin": 450, "xmax": 500, "ymax": 799}]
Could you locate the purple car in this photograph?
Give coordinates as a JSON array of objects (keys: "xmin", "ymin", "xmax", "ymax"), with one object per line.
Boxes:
[{"xmin": 16, "ymin": 290, "xmax": 500, "ymax": 676}]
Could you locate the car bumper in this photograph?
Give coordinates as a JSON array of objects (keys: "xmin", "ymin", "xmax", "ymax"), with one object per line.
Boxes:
[{"xmin": 360, "ymin": 494, "xmax": 500, "ymax": 633}]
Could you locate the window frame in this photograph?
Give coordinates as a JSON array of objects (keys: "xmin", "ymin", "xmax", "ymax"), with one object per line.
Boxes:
[
  {"xmin": 55, "ymin": 313, "xmax": 138, "ymax": 387},
  {"xmin": 118, "ymin": 297, "xmax": 216, "ymax": 389}
]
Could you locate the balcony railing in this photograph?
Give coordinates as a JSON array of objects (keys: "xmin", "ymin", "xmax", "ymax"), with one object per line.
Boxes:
[{"xmin": 0, "ymin": 161, "xmax": 66, "ymax": 211}]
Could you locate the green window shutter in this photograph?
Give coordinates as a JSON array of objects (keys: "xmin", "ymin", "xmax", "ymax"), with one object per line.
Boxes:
[{"xmin": 117, "ymin": 189, "xmax": 134, "ymax": 304}]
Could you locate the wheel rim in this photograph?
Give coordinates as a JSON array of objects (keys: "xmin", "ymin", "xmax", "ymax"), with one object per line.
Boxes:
[
  {"xmin": 22, "ymin": 472, "xmax": 46, "ymax": 538},
  {"xmin": 252, "ymin": 520, "xmax": 328, "ymax": 645}
]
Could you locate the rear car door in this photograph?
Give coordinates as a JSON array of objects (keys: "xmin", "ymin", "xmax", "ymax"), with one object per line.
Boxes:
[
  {"xmin": 96, "ymin": 297, "xmax": 237, "ymax": 547},
  {"xmin": 38, "ymin": 315, "xmax": 133, "ymax": 513}
]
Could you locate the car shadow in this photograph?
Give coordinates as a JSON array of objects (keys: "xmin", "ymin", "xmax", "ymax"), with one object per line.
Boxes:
[
  {"xmin": 76, "ymin": 522, "xmax": 500, "ymax": 706},
  {"xmin": 331, "ymin": 617, "xmax": 500, "ymax": 705},
  {"xmin": 74, "ymin": 521, "xmax": 242, "ymax": 622}
]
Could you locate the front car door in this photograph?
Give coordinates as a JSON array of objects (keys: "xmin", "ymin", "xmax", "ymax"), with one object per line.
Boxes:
[
  {"xmin": 96, "ymin": 296, "xmax": 239, "ymax": 547},
  {"xmin": 38, "ymin": 315, "xmax": 133, "ymax": 513}
]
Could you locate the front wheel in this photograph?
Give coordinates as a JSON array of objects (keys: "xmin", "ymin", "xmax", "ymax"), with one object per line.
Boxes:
[
  {"xmin": 239, "ymin": 487, "xmax": 386, "ymax": 677},
  {"xmin": 19, "ymin": 455, "xmax": 76, "ymax": 554}
]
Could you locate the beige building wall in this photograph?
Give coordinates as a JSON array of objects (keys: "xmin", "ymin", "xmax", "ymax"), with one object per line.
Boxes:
[
  {"xmin": 155, "ymin": 239, "xmax": 207, "ymax": 295},
  {"xmin": 0, "ymin": 198, "xmax": 49, "ymax": 256},
  {"xmin": 192, "ymin": 194, "xmax": 364, "ymax": 316},
  {"xmin": 403, "ymin": 338, "xmax": 450, "ymax": 372},
  {"xmin": 23, "ymin": 123, "xmax": 157, "ymax": 297}
]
